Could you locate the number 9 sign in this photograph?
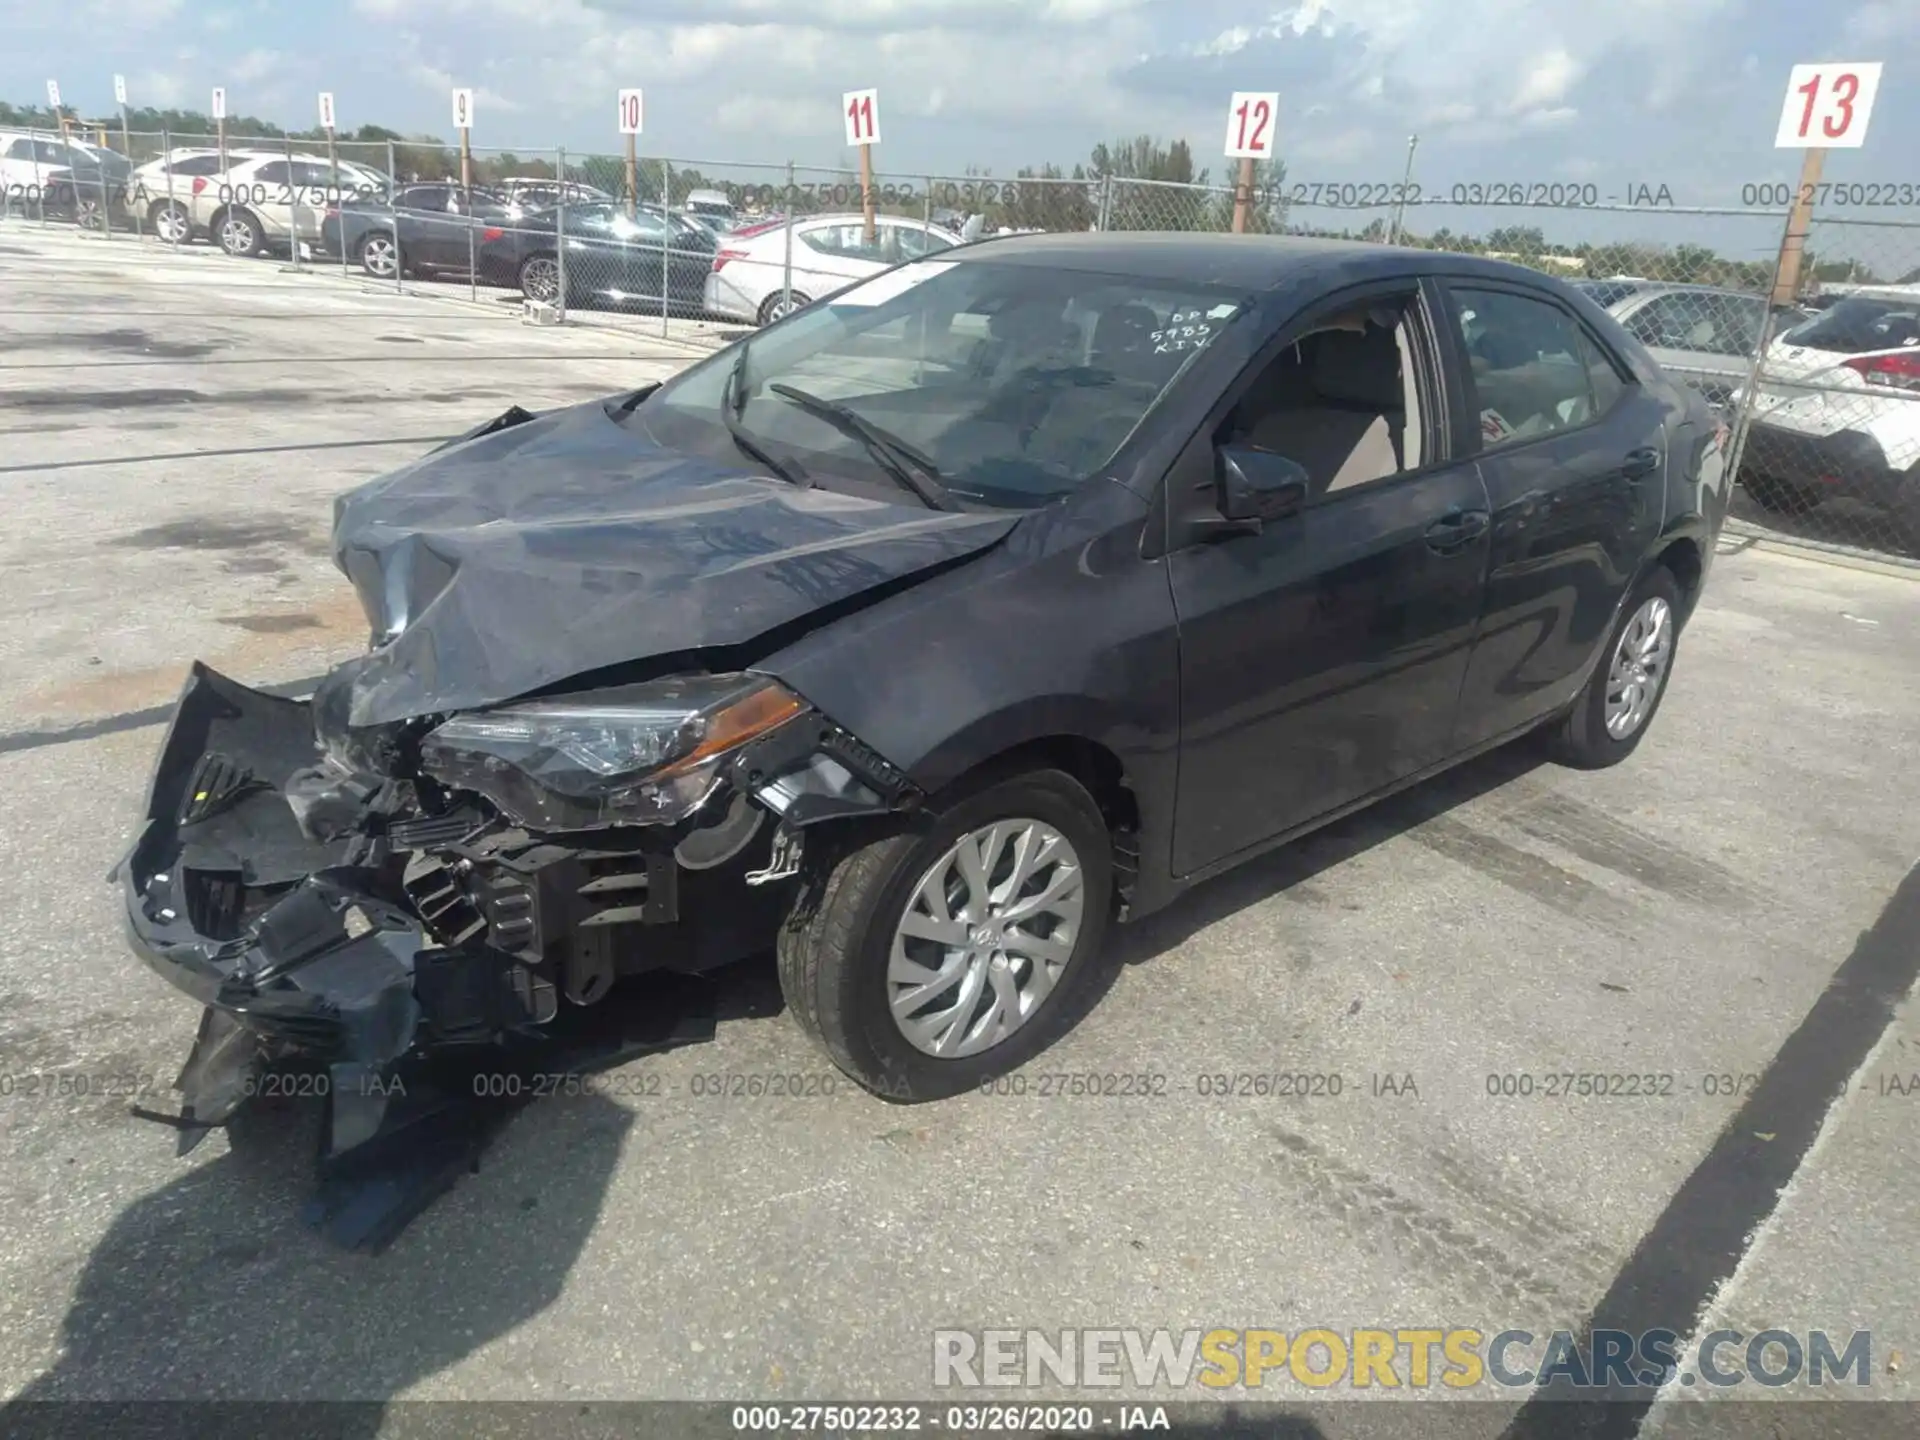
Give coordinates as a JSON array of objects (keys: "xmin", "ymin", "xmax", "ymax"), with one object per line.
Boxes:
[
  {"xmin": 1225, "ymin": 91, "xmax": 1279, "ymax": 160},
  {"xmin": 1775, "ymin": 62, "xmax": 1882, "ymax": 149},
  {"xmin": 451, "ymin": 87, "xmax": 474, "ymax": 131}
]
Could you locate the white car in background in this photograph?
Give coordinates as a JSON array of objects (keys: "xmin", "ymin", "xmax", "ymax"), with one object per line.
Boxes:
[
  {"xmin": 704, "ymin": 212, "xmax": 960, "ymax": 325},
  {"xmin": 130, "ymin": 149, "xmax": 388, "ymax": 253},
  {"xmin": 1737, "ymin": 290, "xmax": 1920, "ymax": 542}
]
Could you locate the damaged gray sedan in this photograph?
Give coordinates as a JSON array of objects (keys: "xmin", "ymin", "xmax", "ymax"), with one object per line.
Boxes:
[{"xmin": 116, "ymin": 234, "xmax": 1720, "ymax": 1161}]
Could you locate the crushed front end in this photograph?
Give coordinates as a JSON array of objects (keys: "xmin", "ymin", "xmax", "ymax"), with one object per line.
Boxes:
[{"xmin": 115, "ymin": 658, "xmax": 918, "ymax": 1163}]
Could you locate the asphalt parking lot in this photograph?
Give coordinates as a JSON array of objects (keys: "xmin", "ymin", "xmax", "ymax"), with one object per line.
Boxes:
[{"xmin": 0, "ymin": 223, "xmax": 1916, "ymax": 1434}]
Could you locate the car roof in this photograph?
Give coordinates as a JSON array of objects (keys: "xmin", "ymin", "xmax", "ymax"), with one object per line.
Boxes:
[{"xmin": 942, "ymin": 231, "xmax": 1588, "ymax": 293}]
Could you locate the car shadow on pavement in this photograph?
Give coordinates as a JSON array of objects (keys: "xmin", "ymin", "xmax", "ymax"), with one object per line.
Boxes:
[{"xmin": 1, "ymin": 1085, "xmax": 634, "ymax": 1416}]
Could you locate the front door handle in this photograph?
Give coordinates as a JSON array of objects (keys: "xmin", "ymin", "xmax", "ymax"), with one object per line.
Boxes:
[
  {"xmin": 1425, "ymin": 508, "xmax": 1490, "ymax": 554},
  {"xmin": 1622, "ymin": 447, "xmax": 1661, "ymax": 480}
]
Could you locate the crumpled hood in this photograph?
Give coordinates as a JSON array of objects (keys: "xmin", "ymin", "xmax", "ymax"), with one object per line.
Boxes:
[{"xmin": 326, "ymin": 396, "xmax": 1019, "ymax": 727}]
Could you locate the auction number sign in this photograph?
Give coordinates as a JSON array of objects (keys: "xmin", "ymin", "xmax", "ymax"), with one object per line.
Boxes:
[
  {"xmin": 318, "ymin": 92, "xmax": 336, "ymax": 130},
  {"xmin": 844, "ymin": 88, "xmax": 879, "ymax": 146},
  {"xmin": 1775, "ymin": 62, "xmax": 1882, "ymax": 148},
  {"xmin": 451, "ymin": 87, "xmax": 474, "ymax": 131},
  {"xmin": 211, "ymin": 87, "xmax": 227, "ymax": 120},
  {"xmin": 618, "ymin": 88, "xmax": 644, "ymax": 134},
  {"xmin": 1224, "ymin": 91, "xmax": 1278, "ymax": 159}
]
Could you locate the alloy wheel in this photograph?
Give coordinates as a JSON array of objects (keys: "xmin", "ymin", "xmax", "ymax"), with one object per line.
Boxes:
[
  {"xmin": 361, "ymin": 234, "xmax": 398, "ymax": 278},
  {"xmin": 521, "ymin": 256, "xmax": 561, "ymax": 304},
  {"xmin": 153, "ymin": 204, "xmax": 189, "ymax": 243},
  {"xmin": 220, "ymin": 214, "xmax": 257, "ymax": 255},
  {"xmin": 1604, "ymin": 596, "xmax": 1673, "ymax": 740},
  {"xmin": 888, "ymin": 818, "xmax": 1085, "ymax": 1059}
]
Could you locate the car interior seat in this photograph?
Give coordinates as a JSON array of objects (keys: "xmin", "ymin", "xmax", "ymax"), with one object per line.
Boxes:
[{"xmin": 1241, "ymin": 319, "xmax": 1409, "ymax": 495}]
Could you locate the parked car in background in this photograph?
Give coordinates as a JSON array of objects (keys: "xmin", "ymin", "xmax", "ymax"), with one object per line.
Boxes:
[
  {"xmin": 129, "ymin": 149, "xmax": 388, "ymax": 252},
  {"xmin": 1737, "ymin": 292, "xmax": 1920, "ymax": 540},
  {"xmin": 704, "ymin": 212, "xmax": 960, "ymax": 325},
  {"xmin": 1576, "ymin": 282, "xmax": 1773, "ymax": 412},
  {"xmin": 1, "ymin": 130, "xmax": 129, "ymax": 217},
  {"xmin": 476, "ymin": 201, "xmax": 719, "ymax": 311},
  {"xmin": 321, "ymin": 183, "xmax": 514, "ymax": 279},
  {"xmin": 494, "ymin": 178, "xmax": 613, "ymax": 217},
  {"xmin": 684, "ymin": 187, "xmax": 737, "ymax": 229},
  {"xmin": 116, "ymin": 236, "xmax": 1724, "ymax": 1144}
]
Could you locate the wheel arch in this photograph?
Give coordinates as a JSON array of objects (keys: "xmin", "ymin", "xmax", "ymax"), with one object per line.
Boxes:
[{"xmin": 908, "ymin": 724, "xmax": 1144, "ymax": 921}]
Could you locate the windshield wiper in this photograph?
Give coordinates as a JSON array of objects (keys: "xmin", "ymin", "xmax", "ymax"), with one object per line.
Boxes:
[
  {"xmin": 719, "ymin": 339, "xmax": 807, "ymax": 489},
  {"xmin": 767, "ymin": 383, "xmax": 956, "ymax": 511}
]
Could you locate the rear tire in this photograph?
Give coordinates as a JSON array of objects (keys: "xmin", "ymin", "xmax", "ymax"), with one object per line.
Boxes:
[
  {"xmin": 357, "ymin": 229, "xmax": 400, "ymax": 279},
  {"xmin": 1544, "ymin": 566, "xmax": 1683, "ymax": 770},
  {"xmin": 777, "ymin": 767, "xmax": 1115, "ymax": 1101},
  {"xmin": 150, "ymin": 200, "xmax": 192, "ymax": 244},
  {"xmin": 757, "ymin": 290, "xmax": 811, "ymax": 326},
  {"xmin": 216, "ymin": 208, "xmax": 265, "ymax": 256},
  {"xmin": 518, "ymin": 252, "xmax": 561, "ymax": 305}
]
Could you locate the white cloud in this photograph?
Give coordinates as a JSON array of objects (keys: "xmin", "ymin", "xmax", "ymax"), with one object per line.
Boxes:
[
  {"xmin": 1511, "ymin": 49, "xmax": 1580, "ymax": 112},
  {"xmin": 230, "ymin": 49, "xmax": 282, "ymax": 85},
  {"xmin": 1843, "ymin": 1, "xmax": 1920, "ymax": 44}
]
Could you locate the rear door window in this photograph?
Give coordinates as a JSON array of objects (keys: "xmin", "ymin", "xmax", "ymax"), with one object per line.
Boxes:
[{"xmin": 1448, "ymin": 286, "xmax": 1630, "ymax": 447}]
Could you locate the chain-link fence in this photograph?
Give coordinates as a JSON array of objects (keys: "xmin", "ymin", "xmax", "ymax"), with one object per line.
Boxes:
[{"xmin": 10, "ymin": 122, "xmax": 1920, "ymax": 560}]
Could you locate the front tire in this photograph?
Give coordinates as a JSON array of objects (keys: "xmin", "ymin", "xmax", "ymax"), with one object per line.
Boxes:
[
  {"xmin": 1545, "ymin": 566, "xmax": 1682, "ymax": 770},
  {"xmin": 777, "ymin": 767, "xmax": 1115, "ymax": 1100}
]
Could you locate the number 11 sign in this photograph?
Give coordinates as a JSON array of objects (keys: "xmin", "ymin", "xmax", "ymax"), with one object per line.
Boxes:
[
  {"xmin": 1775, "ymin": 63, "xmax": 1881, "ymax": 148},
  {"xmin": 844, "ymin": 88, "xmax": 879, "ymax": 147},
  {"xmin": 1225, "ymin": 91, "xmax": 1278, "ymax": 159}
]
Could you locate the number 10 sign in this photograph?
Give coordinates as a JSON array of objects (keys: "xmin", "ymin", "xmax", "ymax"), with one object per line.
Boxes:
[{"xmin": 1224, "ymin": 92, "xmax": 1278, "ymax": 159}]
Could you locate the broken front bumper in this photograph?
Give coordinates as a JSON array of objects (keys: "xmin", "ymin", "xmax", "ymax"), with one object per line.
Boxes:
[{"xmin": 113, "ymin": 664, "xmax": 434, "ymax": 1153}]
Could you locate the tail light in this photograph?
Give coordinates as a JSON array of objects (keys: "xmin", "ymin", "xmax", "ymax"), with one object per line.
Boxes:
[
  {"xmin": 190, "ymin": 177, "xmax": 207, "ymax": 195},
  {"xmin": 712, "ymin": 247, "xmax": 747, "ymax": 274},
  {"xmin": 481, "ymin": 226, "xmax": 504, "ymax": 243},
  {"xmin": 1842, "ymin": 351, "xmax": 1920, "ymax": 392}
]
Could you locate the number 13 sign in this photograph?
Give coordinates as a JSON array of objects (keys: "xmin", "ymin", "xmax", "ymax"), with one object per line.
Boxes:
[
  {"xmin": 1225, "ymin": 91, "xmax": 1278, "ymax": 160},
  {"xmin": 1775, "ymin": 63, "xmax": 1882, "ymax": 148}
]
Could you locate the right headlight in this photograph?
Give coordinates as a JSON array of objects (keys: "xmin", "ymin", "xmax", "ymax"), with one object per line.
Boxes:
[{"xmin": 418, "ymin": 674, "xmax": 809, "ymax": 832}]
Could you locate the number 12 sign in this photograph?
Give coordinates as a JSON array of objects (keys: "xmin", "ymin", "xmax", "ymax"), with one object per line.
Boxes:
[
  {"xmin": 1775, "ymin": 63, "xmax": 1882, "ymax": 148},
  {"xmin": 844, "ymin": 88, "xmax": 879, "ymax": 147},
  {"xmin": 1225, "ymin": 91, "xmax": 1278, "ymax": 159}
]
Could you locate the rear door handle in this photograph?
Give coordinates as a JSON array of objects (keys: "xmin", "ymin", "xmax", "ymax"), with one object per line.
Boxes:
[
  {"xmin": 1622, "ymin": 447, "xmax": 1661, "ymax": 480},
  {"xmin": 1425, "ymin": 508, "xmax": 1490, "ymax": 554}
]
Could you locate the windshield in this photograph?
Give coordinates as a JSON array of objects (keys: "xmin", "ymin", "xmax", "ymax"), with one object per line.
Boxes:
[
  {"xmin": 634, "ymin": 257, "xmax": 1248, "ymax": 509},
  {"xmin": 1779, "ymin": 296, "xmax": 1920, "ymax": 354}
]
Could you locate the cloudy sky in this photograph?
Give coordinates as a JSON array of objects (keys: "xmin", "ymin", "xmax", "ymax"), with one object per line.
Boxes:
[{"xmin": 9, "ymin": 0, "xmax": 1920, "ymax": 257}]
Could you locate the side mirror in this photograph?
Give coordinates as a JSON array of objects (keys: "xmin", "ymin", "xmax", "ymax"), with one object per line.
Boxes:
[{"xmin": 1202, "ymin": 447, "xmax": 1310, "ymax": 535}]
